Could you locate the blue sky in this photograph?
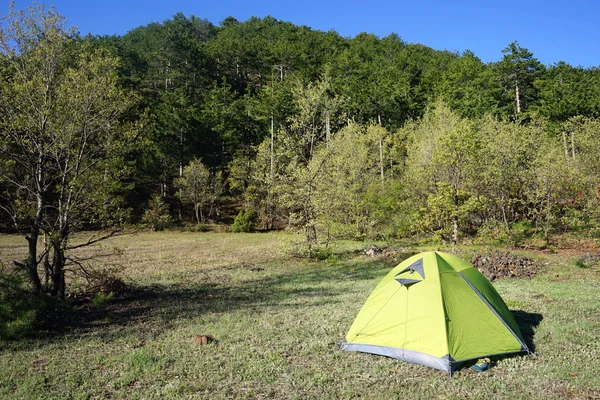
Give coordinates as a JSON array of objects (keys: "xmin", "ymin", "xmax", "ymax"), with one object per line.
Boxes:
[{"xmin": 10, "ymin": 0, "xmax": 600, "ymax": 67}]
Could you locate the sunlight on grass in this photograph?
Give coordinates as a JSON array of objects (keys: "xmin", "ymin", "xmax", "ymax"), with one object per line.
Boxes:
[{"xmin": 1, "ymin": 232, "xmax": 600, "ymax": 399}]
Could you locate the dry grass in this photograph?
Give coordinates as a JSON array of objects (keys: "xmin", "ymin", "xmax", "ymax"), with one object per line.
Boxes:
[{"xmin": 0, "ymin": 231, "xmax": 283, "ymax": 286}]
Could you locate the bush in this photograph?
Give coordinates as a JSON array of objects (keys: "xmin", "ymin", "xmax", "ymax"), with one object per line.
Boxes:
[
  {"xmin": 142, "ymin": 194, "xmax": 172, "ymax": 231},
  {"xmin": 92, "ymin": 291, "xmax": 114, "ymax": 310},
  {"xmin": 0, "ymin": 266, "xmax": 37, "ymax": 338},
  {"xmin": 193, "ymin": 223, "xmax": 210, "ymax": 232},
  {"xmin": 184, "ymin": 223, "xmax": 209, "ymax": 232},
  {"xmin": 573, "ymin": 256, "xmax": 599, "ymax": 269},
  {"xmin": 230, "ymin": 211, "xmax": 257, "ymax": 233},
  {"xmin": 508, "ymin": 220, "xmax": 534, "ymax": 248},
  {"xmin": 314, "ymin": 247, "xmax": 334, "ymax": 260}
]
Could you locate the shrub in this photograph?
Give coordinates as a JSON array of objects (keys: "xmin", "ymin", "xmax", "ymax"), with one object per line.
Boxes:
[
  {"xmin": 230, "ymin": 211, "xmax": 257, "ymax": 233},
  {"xmin": 0, "ymin": 266, "xmax": 37, "ymax": 338},
  {"xmin": 92, "ymin": 291, "xmax": 114, "ymax": 310},
  {"xmin": 187, "ymin": 223, "xmax": 210, "ymax": 232},
  {"xmin": 314, "ymin": 247, "xmax": 334, "ymax": 260},
  {"xmin": 508, "ymin": 220, "xmax": 534, "ymax": 248},
  {"xmin": 142, "ymin": 194, "xmax": 172, "ymax": 231}
]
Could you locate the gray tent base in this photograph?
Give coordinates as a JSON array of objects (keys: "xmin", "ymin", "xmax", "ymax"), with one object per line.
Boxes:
[{"xmin": 341, "ymin": 342, "xmax": 528, "ymax": 375}]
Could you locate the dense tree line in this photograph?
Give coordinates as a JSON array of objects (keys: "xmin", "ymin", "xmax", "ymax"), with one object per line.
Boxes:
[
  {"xmin": 2, "ymin": 4, "xmax": 600, "ymax": 295},
  {"xmin": 91, "ymin": 12, "xmax": 600, "ymax": 245}
]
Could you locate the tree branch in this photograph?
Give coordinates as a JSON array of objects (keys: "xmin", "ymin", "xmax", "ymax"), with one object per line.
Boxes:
[{"xmin": 66, "ymin": 230, "xmax": 120, "ymax": 250}]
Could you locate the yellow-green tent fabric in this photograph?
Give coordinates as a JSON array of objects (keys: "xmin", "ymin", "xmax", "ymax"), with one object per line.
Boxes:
[{"xmin": 342, "ymin": 251, "xmax": 528, "ymax": 373}]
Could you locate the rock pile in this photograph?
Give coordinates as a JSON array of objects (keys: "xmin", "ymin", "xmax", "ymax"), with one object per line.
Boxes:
[{"xmin": 470, "ymin": 251, "xmax": 539, "ymax": 281}]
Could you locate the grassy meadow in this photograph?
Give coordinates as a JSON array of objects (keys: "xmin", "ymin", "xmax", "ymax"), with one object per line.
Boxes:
[{"xmin": 1, "ymin": 231, "xmax": 600, "ymax": 399}]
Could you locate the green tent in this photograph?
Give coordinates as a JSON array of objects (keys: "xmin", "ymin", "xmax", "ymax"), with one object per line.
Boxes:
[{"xmin": 342, "ymin": 251, "xmax": 528, "ymax": 373}]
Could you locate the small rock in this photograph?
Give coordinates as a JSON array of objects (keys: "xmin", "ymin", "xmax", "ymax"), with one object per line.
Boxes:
[
  {"xmin": 365, "ymin": 244, "xmax": 382, "ymax": 257},
  {"xmin": 193, "ymin": 335, "xmax": 215, "ymax": 345}
]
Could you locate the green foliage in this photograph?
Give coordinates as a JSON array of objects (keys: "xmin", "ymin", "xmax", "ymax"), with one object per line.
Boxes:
[
  {"xmin": 0, "ymin": 3, "xmax": 141, "ymax": 296},
  {"xmin": 231, "ymin": 211, "xmax": 257, "ymax": 233},
  {"xmin": 91, "ymin": 291, "xmax": 114, "ymax": 310},
  {"xmin": 508, "ymin": 220, "xmax": 534, "ymax": 248},
  {"xmin": 3, "ymin": 3, "xmax": 600, "ymax": 248},
  {"xmin": 0, "ymin": 267, "xmax": 37, "ymax": 339},
  {"xmin": 437, "ymin": 50, "xmax": 497, "ymax": 118},
  {"xmin": 496, "ymin": 41, "xmax": 544, "ymax": 115},
  {"xmin": 142, "ymin": 194, "xmax": 172, "ymax": 231},
  {"xmin": 402, "ymin": 102, "xmax": 485, "ymax": 242},
  {"xmin": 573, "ymin": 257, "xmax": 592, "ymax": 269},
  {"xmin": 187, "ymin": 223, "xmax": 210, "ymax": 232},
  {"xmin": 314, "ymin": 247, "xmax": 334, "ymax": 260},
  {"xmin": 175, "ymin": 159, "xmax": 212, "ymax": 224}
]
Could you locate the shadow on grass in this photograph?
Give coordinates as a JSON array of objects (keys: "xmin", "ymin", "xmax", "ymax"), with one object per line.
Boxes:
[
  {"xmin": 512, "ymin": 310, "xmax": 543, "ymax": 353},
  {"xmin": 9, "ymin": 255, "xmax": 405, "ymax": 345}
]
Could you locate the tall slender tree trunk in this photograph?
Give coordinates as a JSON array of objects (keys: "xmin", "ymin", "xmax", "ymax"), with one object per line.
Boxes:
[
  {"xmin": 515, "ymin": 78, "xmax": 521, "ymax": 113},
  {"xmin": 325, "ymin": 112, "xmax": 331, "ymax": 147},
  {"xmin": 304, "ymin": 181, "xmax": 317, "ymax": 257},
  {"xmin": 235, "ymin": 61, "xmax": 240, "ymax": 93},
  {"xmin": 42, "ymin": 232, "xmax": 51, "ymax": 287},
  {"xmin": 270, "ymin": 114, "xmax": 274, "ymax": 181},
  {"xmin": 452, "ymin": 192, "xmax": 459, "ymax": 244},
  {"xmin": 378, "ymin": 114, "xmax": 384, "ymax": 185},
  {"xmin": 544, "ymin": 183, "xmax": 552, "ymax": 245},
  {"xmin": 179, "ymin": 130, "xmax": 184, "ymax": 221},
  {"xmin": 570, "ymin": 130, "xmax": 576, "ymax": 160},
  {"xmin": 268, "ymin": 113, "xmax": 275, "ymax": 230},
  {"xmin": 24, "ymin": 157, "xmax": 45, "ymax": 293},
  {"xmin": 500, "ymin": 189, "xmax": 509, "ymax": 231},
  {"xmin": 50, "ymin": 238, "xmax": 66, "ymax": 298},
  {"xmin": 25, "ymin": 230, "xmax": 42, "ymax": 293}
]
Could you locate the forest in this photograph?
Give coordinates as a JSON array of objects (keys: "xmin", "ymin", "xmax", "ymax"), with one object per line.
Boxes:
[
  {"xmin": 3, "ymin": 5, "xmax": 600, "ymax": 397},
  {"xmin": 2, "ymin": 4, "xmax": 600, "ymax": 295}
]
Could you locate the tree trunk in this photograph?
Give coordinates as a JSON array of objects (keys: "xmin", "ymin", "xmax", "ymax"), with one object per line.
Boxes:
[
  {"xmin": 270, "ymin": 113, "xmax": 274, "ymax": 182},
  {"xmin": 42, "ymin": 232, "xmax": 51, "ymax": 287},
  {"xmin": 570, "ymin": 130, "xmax": 576, "ymax": 160},
  {"xmin": 325, "ymin": 112, "xmax": 331, "ymax": 147},
  {"xmin": 305, "ymin": 177, "xmax": 317, "ymax": 256},
  {"xmin": 544, "ymin": 190, "xmax": 551, "ymax": 245},
  {"xmin": 500, "ymin": 189, "xmax": 509, "ymax": 231},
  {"xmin": 452, "ymin": 193, "xmax": 459, "ymax": 244},
  {"xmin": 25, "ymin": 230, "xmax": 42, "ymax": 293},
  {"xmin": 378, "ymin": 114, "xmax": 384, "ymax": 185},
  {"xmin": 452, "ymin": 216, "xmax": 458, "ymax": 244},
  {"xmin": 179, "ymin": 130, "xmax": 184, "ymax": 221},
  {"xmin": 515, "ymin": 78, "xmax": 521, "ymax": 113},
  {"xmin": 24, "ymin": 154, "xmax": 45, "ymax": 293},
  {"xmin": 50, "ymin": 239, "xmax": 66, "ymax": 298}
]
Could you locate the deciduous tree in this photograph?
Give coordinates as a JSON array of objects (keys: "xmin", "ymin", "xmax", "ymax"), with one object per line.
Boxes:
[{"xmin": 0, "ymin": 3, "xmax": 140, "ymax": 297}]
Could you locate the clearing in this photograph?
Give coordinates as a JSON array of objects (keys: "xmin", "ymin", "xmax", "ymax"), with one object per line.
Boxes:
[{"xmin": 1, "ymin": 231, "xmax": 600, "ymax": 399}]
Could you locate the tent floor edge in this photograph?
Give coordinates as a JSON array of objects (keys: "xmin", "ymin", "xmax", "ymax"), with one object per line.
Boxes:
[
  {"xmin": 450, "ymin": 348, "xmax": 530, "ymax": 368},
  {"xmin": 341, "ymin": 342, "xmax": 451, "ymax": 373}
]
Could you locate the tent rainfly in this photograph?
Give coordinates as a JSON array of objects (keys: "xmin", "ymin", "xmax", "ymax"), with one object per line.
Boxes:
[{"xmin": 342, "ymin": 251, "xmax": 529, "ymax": 373}]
